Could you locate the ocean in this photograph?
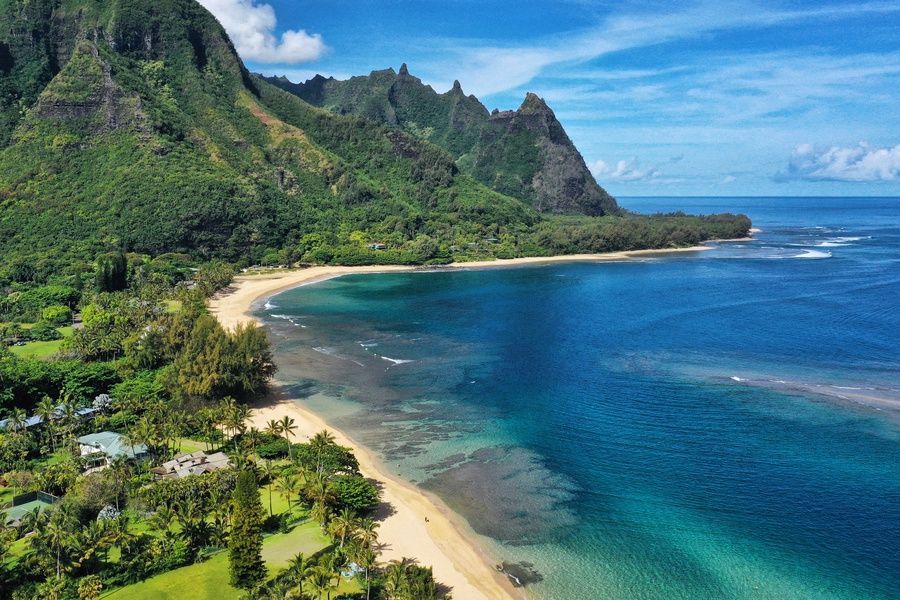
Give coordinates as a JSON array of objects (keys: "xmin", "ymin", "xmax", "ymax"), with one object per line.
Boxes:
[{"xmin": 257, "ymin": 197, "xmax": 900, "ymax": 599}]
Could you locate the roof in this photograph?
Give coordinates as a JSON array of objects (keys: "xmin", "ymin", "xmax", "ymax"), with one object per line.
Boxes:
[
  {"xmin": 77, "ymin": 431, "xmax": 149, "ymax": 460},
  {"xmin": 0, "ymin": 405, "xmax": 98, "ymax": 430},
  {"xmin": 149, "ymin": 450, "xmax": 231, "ymax": 479}
]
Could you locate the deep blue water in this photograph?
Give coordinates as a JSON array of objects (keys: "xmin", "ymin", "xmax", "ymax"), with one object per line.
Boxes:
[{"xmin": 258, "ymin": 197, "xmax": 900, "ymax": 599}]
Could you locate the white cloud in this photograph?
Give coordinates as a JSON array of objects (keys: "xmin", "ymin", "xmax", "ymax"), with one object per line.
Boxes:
[
  {"xmin": 591, "ymin": 158, "xmax": 660, "ymax": 182},
  {"xmin": 776, "ymin": 142, "xmax": 900, "ymax": 182},
  {"xmin": 425, "ymin": 1, "xmax": 900, "ymax": 98},
  {"xmin": 198, "ymin": 0, "xmax": 326, "ymax": 64}
]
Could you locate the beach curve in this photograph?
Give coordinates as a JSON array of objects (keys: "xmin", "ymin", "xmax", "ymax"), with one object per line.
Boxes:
[{"xmin": 207, "ymin": 248, "xmax": 711, "ymax": 599}]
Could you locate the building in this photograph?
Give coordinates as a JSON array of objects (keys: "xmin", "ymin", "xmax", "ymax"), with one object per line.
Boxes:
[
  {"xmin": 149, "ymin": 450, "xmax": 231, "ymax": 481},
  {"xmin": 0, "ymin": 406, "xmax": 97, "ymax": 432},
  {"xmin": 77, "ymin": 431, "xmax": 150, "ymax": 470}
]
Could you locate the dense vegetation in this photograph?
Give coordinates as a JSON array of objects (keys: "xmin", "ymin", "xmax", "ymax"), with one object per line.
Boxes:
[
  {"xmin": 0, "ymin": 0, "xmax": 749, "ymax": 287},
  {"xmin": 0, "ymin": 253, "xmax": 448, "ymax": 598}
]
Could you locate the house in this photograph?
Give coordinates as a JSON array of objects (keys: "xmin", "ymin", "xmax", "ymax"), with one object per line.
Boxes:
[
  {"xmin": 368, "ymin": 243, "xmax": 388, "ymax": 250},
  {"xmin": 0, "ymin": 405, "xmax": 97, "ymax": 432},
  {"xmin": 149, "ymin": 450, "xmax": 231, "ymax": 481},
  {"xmin": 77, "ymin": 431, "xmax": 150, "ymax": 470}
]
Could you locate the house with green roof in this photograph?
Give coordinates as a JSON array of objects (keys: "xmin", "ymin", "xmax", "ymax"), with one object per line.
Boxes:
[{"xmin": 77, "ymin": 431, "xmax": 150, "ymax": 471}]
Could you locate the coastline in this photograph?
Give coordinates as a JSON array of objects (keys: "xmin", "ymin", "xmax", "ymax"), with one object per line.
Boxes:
[
  {"xmin": 209, "ymin": 246, "xmax": 711, "ymax": 331},
  {"xmin": 207, "ymin": 247, "xmax": 711, "ymax": 599}
]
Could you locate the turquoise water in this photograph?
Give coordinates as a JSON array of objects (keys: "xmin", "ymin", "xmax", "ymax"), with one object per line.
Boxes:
[{"xmin": 258, "ymin": 197, "xmax": 900, "ymax": 599}]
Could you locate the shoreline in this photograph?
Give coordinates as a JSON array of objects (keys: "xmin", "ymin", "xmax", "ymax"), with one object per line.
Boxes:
[
  {"xmin": 207, "ymin": 246, "xmax": 714, "ymax": 599},
  {"xmin": 209, "ymin": 245, "xmax": 711, "ymax": 331}
]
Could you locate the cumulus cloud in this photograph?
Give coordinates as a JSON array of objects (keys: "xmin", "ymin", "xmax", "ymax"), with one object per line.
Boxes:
[
  {"xmin": 591, "ymin": 158, "xmax": 661, "ymax": 182},
  {"xmin": 198, "ymin": 0, "xmax": 326, "ymax": 64},
  {"xmin": 775, "ymin": 142, "xmax": 900, "ymax": 182}
]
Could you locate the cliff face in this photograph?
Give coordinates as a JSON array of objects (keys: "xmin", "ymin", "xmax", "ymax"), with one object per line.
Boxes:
[{"xmin": 264, "ymin": 68, "xmax": 620, "ymax": 216}]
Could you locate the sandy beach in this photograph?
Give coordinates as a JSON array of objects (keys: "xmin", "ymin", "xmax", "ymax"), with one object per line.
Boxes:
[{"xmin": 208, "ymin": 248, "xmax": 710, "ymax": 599}]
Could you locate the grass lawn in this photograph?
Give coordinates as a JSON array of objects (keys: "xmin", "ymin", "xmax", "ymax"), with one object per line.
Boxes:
[
  {"xmin": 173, "ymin": 438, "xmax": 205, "ymax": 454},
  {"xmin": 101, "ymin": 520, "xmax": 357, "ymax": 599},
  {"xmin": 8, "ymin": 325, "xmax": 74, "ymax": 358}
]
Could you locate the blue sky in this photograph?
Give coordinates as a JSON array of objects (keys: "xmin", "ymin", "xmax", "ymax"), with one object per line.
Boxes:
[{"xmin": 198, "ymin": 0, "xmax": 900, "ymax": 197}]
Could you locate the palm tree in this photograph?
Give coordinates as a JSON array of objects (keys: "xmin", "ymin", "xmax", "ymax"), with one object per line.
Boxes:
[
  {"xmin": 328, "ymin": 507, "xmax": 355, "ymax": 549},
  {"xmin": 285, "ymin": 551, "xmax": 312, "ymax": 587},
  {"xmin": 354, "ymin": 546, "xmax": 378, "ymax": 600},
  {"xmin": 305, "ymin": 472, "xmax": 336, "ymax": 529},
  {"xmin": 264, "ymin": 419, "xmax": 283, "ymax": 440},
  {"xmin": 41, "ymin": 504, "xmax": 78, "ymax": 577},
  {"xmin": 278, "ymin": 415, "xmax": 298, "ymax": 461},
  {"xmin": 383, "ymin": 558, "xmax": 410, "ymax": 600},
  {"xmin": 104, "ymin": 514, "xmax": 135, "ymax": 562},
  {"xmin": 260, "ymin": 460, "xmax": 278, "ymax": 516},
  {"xmin": 243, "ymin": 426, "xmax": 263, "ymax": 456},
  {"xmin": 149, "ymin": 504, "xmax": 176, "ymax": 539},
  {"xmin": 309, "ymin": 430, "xmax": 335, "ymax": 476},
  {"xmin": 36, "ymin": 395, "xmax": 58, "ymax": 451},
  {"xmin": 304, "ymin": 565, "xmax": 338, "ymax": 600},
  {"xmin": 107, "ymin": 456, "xmax": 132, "ymax": 511},
  {"xmin": 75, "ymin": 519, "xmax": 110, "ymax": 574},
  {"xmin": 274, "ymin": 473, "xmax": 301, "ymax": 513},
  {"xmin": 226, "ymin": 404, "xmax": 249, "ymax": 447},
  {"xmin": 355, "ymin": 516, "xmax": 380, "ymax": 551},
  {"xmin": 6, "ymin": 408, "xmax": 27, "ymax": 436}
]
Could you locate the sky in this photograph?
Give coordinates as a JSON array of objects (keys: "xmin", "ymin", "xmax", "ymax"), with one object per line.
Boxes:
[{"xmin": 197, "ymin": 0, "xmax": 900, "ymax": 197}]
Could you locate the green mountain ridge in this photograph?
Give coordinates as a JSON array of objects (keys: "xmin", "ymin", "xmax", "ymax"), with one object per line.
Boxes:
[
  {"xmin": 0, "ymin": 0, "xmax": 750, "ymax": 286},
  {"xmin": 0, "ymin": 0, "xmax": 537, "ymax": 280},
  {"xmin": 263, "ymin": 66, "xmax": 619, "ymax": 216}
]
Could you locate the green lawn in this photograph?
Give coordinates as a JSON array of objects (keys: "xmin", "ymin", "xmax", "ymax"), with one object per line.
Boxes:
[
  {"xmin": 8, "ymin": 325, "xmax": 74, "ymax": 358},
  {"xmin": 101, "ymin": 520, "xmax": 355, "ymax": 599}
]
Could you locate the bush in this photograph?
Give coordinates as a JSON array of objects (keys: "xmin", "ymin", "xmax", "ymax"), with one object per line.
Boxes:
[
  {"xmin": 41, "ymin": 305, "xmax": 73, "ymax": 326},
  {"xmin": 256, "ymin": 437, "xmax": 289, "ymax": 459},
  {"xmin": 28, "ymin": 320, "xmax": 62, "ymax": 341},
  {"xmin": 332, "ymin": 474, "xmax": 379, "ymax": 513}
]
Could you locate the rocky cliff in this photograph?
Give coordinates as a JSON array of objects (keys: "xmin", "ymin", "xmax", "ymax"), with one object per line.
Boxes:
[{"xmin": 263, "ymin": 67, "xmax": 619, "ymax": 216}]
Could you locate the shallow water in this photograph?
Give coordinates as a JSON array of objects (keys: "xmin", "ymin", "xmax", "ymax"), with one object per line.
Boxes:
[{"xmin": 259, "ymin": 197, "xmax": 900, "ymax": 599}]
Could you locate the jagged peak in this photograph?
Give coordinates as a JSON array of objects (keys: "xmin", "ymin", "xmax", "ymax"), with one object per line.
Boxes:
[
  {"xmin": 369, "ymin": 67, "xmax": 396, "ymax": 77},
  {"xmin": 399, "ymin": 63, "xmax": 410, "ymax": 76},
  {"xmin": 452, "ymin": 79, "xmax": 462, "ymax": 92},
  {"xmin": 518, "ymin": 92, "xmax": 552, "ymax": 115}
]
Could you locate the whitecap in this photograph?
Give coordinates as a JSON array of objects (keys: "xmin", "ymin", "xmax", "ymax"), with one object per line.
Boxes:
[
  {"xmin": 731, "ymin": 376, "xmax": 746, "ymax": 382},
  {"xmin": 313, "ymin": 346, "xmax": 364, "ymax": 366},
  {"xmin": 796, "ymin": 249, "xmax": 831, "ymax": 259},
  {"xmin": 264, "ymin": 301, "xmax": 277, "ymax": 309},
  {"xmin": 381, "ymin": 356, "xmax": 414, "ymax": 365}
]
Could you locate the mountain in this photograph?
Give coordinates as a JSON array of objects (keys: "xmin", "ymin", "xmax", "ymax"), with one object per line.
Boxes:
[
  {"xmin": 262, "ymin": 66, "xmax": 619, "ymax": 216},
  {"xmin": 0, "ymin": 0, "xmax": 750, "ymax": 284},
  {"xmin": 0, "ymin": 0, "xmax": 535, "ymax": 277}
]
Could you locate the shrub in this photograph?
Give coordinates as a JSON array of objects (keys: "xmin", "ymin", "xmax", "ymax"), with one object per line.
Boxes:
[
  {"xmin": 28, "ymin": 320, "xmax": 62, "ymax": 341},
  {"xmin": 256, "ymin": 437, "xmax": 289, "ymax": 459},
  {"xmin": 41, "ymin": 305, "xmax": 73, "ymax": 326}
]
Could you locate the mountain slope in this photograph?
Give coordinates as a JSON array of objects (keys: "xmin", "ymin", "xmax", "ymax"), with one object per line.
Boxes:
[
  {"xmin": 0, "ymin": 0, "xmax": 535, "ymax": 276},
  {"xmin": 263, "ymin": 66, "xmax": 619, "ymax": 216}
]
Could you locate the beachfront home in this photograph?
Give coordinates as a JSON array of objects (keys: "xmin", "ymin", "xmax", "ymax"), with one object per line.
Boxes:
[
  {"xmin": 149, "ymin": 450, "xmax": 231, "ymax": 481},
  {"xmin": 77, "ymin": 431, "xmax": 150, "ymax": 470},
  {"xmin": 368, "ymin": 243, "xmax": 388, "ymax": 250}
]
